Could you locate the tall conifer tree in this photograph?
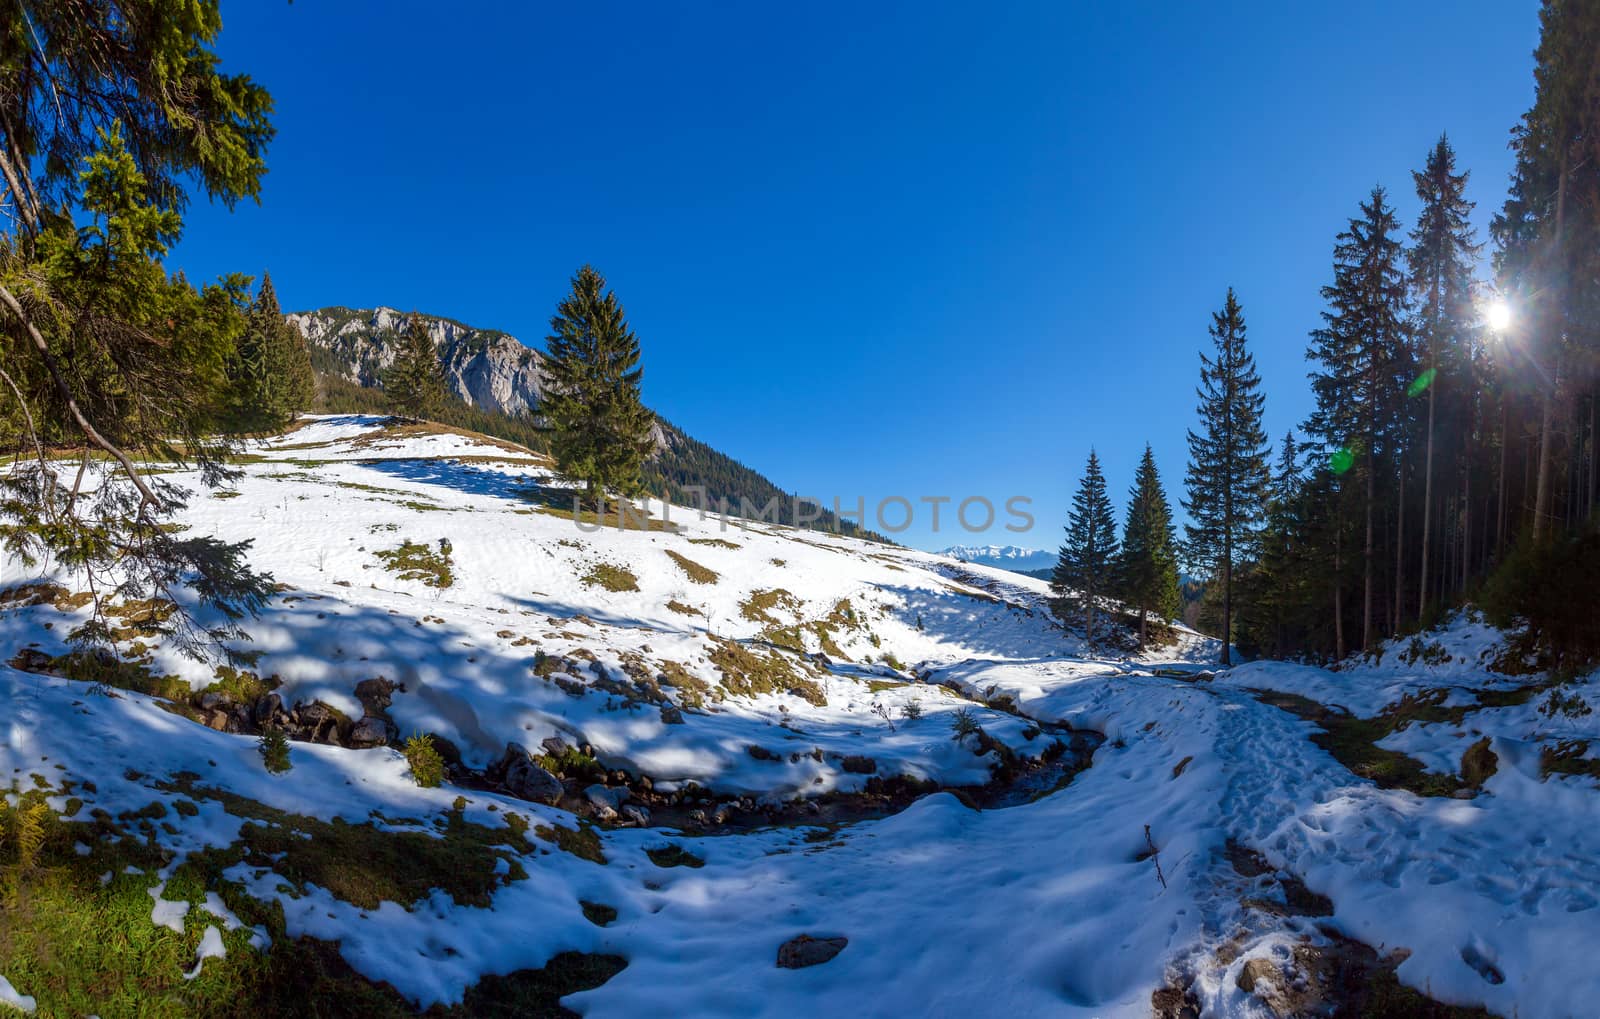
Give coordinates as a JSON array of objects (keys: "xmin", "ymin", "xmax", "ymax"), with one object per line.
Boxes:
[
  {"xmin": 1052, "ymin": 450, "xmax": 1119, "ymax": 646},
  {"xmin": 1117, "ymin": 444, "xmax": 1180, "ymax": 647},
  {"xmin": 1183, "ymin": 288, "xmax": 1269, "ymax": 665},
  {"xmin": 383, "ymin": 313, "xmax": 447, "ymax": 421},
  {"xmin": 1305, "ymin": 188, "xmax": 1411, "ymax": 651},
  {"xmin": 1409, "ymin": 137, "xmax": 1480, "ymax": 619},
  {"xmin": 542, "ymin": 266, "xmax": 656, "ymax": 504}
]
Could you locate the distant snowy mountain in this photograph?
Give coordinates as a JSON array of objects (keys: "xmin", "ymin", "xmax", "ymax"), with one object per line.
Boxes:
[{"xmin": 939, "ymin": 544, "xmax": 1056, "ymax": 573}]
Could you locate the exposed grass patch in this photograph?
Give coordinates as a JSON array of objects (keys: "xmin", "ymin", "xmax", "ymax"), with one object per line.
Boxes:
[
  {"xmin": 739, "ymin": 588, "xmax": 800, "ymax": 625},
  {"xmin": 708, "ymin": 638, "xmax": 825, "ymax": 706},
  {"xmin": 657, "ymin": 660, "xmax": 715, "ymax": 709},
  {"xmin": 581, "ymin": 562, "xmax": 639, "ymax": 593},
  {"xmin": 646, "ymin": 845, "xmax": 704, "ymax": 868},
  {"xmin": 534, "ymin": 823, "xmax": 607, "ymax": 864},
  {"xmin": 373, "ymin": 539, "xmax": 454, "ymax": 588},
  {"xmin": 664, "ymin": 550, "xmax": 718, "ymax": 584},
  {"xmin": 687, "ymin": 537, "xmax": 740, "ymax": 549},
  {"xmin": 867, "ymin": 679, "xmax": 905, "ymax": 694},
  {"xmin": 580, "ymin": 900, "xmax": 618, "ymax": 926},
  {"xmin": 534, "ymin": 503, "xmax": 676, "ymax": 532},
  {"xmin": 666, "ymin": 599, "xmax": 700, "ymax": 617},
  {"xmin": 1541, "ymin": 739, "xmax": 1600, "ymax": 782},
  {"xmin": 1252, "ymin": 690, "xmax": 1495, "ymax": 797}
]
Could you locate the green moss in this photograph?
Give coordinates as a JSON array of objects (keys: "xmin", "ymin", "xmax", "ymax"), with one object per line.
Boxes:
[
  {"xmin": 1253, "ymin": 690, "xmax": 1467, "ymax": 797},
  {"xmin": 203, "ymin": 665, "xmax": 277, "ymax": 704},
  {"xmin": 581, "ymin": 562, "xmax": 639, "ymax": 593},
  {"xmin": 657, "ymin": 660, "xmax": 715, "ymax": 709},
  {"xmin": 739, "ymin": 588, "xmax": 799, "ymax": 625}
]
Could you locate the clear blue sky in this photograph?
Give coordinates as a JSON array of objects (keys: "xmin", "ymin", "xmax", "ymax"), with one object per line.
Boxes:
[{"xmin": 173, "ymin": 1, "xmax": 1540, "ymax": 551}]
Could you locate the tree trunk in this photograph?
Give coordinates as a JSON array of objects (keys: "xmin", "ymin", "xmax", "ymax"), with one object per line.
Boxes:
[
  {"xmin": 1533, "ymin": 150, "xmax": 1569, "ymax": 542},
  {"xmin": 1333, "ymin": 525, "xmax": 1346, "ymax": 661},
  {"xmin": 1393, "ymin": 455, "xmax": 1405, "ymax": 635},
  {"xmin": 1363, "ymin": 455, "xmax": 1374, "ymax": 651},
  {"xmin": 1221, "ymin": 532, "xmax": 1233, "ymax": 666},
  {"xmin": 1420, "ymin": 377, "xmax": 1435, "ymax": 617}
]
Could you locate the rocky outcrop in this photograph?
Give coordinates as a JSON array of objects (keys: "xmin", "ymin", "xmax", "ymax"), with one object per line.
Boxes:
[
  {"xmin": 493, "ymin": 743, "xmax": 565, "ymax": 805},
  {"xmin": 286, "ymin": 307, "xmax": 546, "ymax": 417}
]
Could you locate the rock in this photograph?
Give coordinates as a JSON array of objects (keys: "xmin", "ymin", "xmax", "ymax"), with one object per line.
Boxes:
[
  {"xmin": 841, "ymin": 755, "xmax": 877, "ymax": 775},
  {"xmin": 498, "ymin": 743, "xmax": 564, "ymax": 805},
  {"xmin": 621, "ymin": 804, "xmax": 651, "ymax": 826},
  {"xmin": 1236, "ymin": 957, "xmax": 1276, "ymax": 993},
  {"xmin": 711, "ymin": 803, "xmax": 733, "ymax": 825},
  {"xmin": 296, "ymin": 701, "xmax": 346, "ymax": 743},
  {"xmin": 746, "ymin": 744, "xmax": 780, "ymax": 762},
  {"xmin": 252, "ymin": 692, "xmax": 284, "ymax": 727},
  {"xmin": 541, "ymin": 735, "xmax": 572, "ymax": 757},
  {"xmin": 354, "ymin": 677, "xmax": 398, "ymax": 715},
  {"xmin": 348, "ymin": 716, "xmax": 389, "ymax": 749},
  {"xmin": 585, "ymin": 784, "xmax": 629, "ymax": 820},
  {"xmin": 197, "ymin": 691, "xmax": 228, "ymax": 711},
  {"xmin": 777, "ymin": 935, "xmax": 847, "ymax": 969},
  {"xmin": 659, "ymin": 702, "xmax": 684, "ymax": 725},
  {"xmin": 201, "ymin": 709, "xmax": 230, "ymax": 731}
]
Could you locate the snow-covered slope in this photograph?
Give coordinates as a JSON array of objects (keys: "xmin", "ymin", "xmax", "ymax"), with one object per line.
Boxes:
[{"xmin": 2, "ymin": 416, "xmax": 1595, "ymax": 1017}]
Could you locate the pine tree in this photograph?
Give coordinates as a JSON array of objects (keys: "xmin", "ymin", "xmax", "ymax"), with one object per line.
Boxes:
[
  {"xmin": 383, "ymin": 313, "xmax": 447, "ymax": 421},
  {"xmin": 1183, "ymin": 288, "xmax": 1269, "ymax": 665},
  {"xmin": 1409, "ymin": 136, "xmax": 1481, "ymax": 619},
  {"xmin": 1052, "ymin": 450, "xmax": 1119, "ymax": 646},
  {"xmin": 1305, "ymin": 188, "xmax": 1411, "ymax": 653},
  {"xmin": 1116, "ymin": 444, "xmax": 1180, "ymax": 647},
  {"xmin": 542, "ymin": 265, "xmax": 656, "ymax": 504}
]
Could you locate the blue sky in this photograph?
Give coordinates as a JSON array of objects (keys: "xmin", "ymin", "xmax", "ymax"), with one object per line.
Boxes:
[{"xmin": 173, "ymin": 1, "xmax": 1540, "ymax": 551}]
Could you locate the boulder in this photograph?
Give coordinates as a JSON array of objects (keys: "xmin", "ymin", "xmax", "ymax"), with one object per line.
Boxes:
[
  {"xmin": 348, "ymin": 716, "xmax": 389, "ymax": 749},
  {"xmin": 777, "ymin": 935, "xmax": 847, "ymax": 969},
  {"xmin": 621, "ymin": 804, "xmax": 651, "ymax": 826},
  {"xmin": 746, "ymin": 744, "xmax": 780, "ymax": 762},
  {"xmin": 541, "ymin": 735, "xmax": 573, "ymax": 758},
  {"xmin": 659, "ymin": 702, "xmax": 685, "ymax": 725},
  {"xmin": 252, "ymin": 692, "xmax": 284, "ymax": 727},
  {"xmin": 8, "ymin": 647, "xmax": 53, "ymax": 673},
  {"xmin": 585, "ymin": 784, "xmax": 629, "ymax": 820},
  {"xmin": 354, "ymin": 677, "xmax": 398, "ymax": 715},
  {"xmin": 499, "ymin": 743, "xmax": 564, "ymax": 805}
]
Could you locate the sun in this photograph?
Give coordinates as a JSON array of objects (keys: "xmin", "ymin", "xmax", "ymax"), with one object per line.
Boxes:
[{"xmin": 1486, "ymin": 299, "xmax": 1513, "ymax": 333}]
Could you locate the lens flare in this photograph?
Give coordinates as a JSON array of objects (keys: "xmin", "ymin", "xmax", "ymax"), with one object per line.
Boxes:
[
  {"xmin": 1487, "ymin": 300, "xmax": 1512, "ymax": 332},
  {"xmin": 1407, "ymin": 367, "xmax": 1437, "ymax": 398},
  {"xmin": 1329, "ymin": 447, "xmax": 1355, "ymax": 475}
]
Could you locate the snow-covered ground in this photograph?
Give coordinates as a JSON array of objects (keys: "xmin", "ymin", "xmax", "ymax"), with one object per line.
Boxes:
[{"xmin": 3, "ymin": 415, "xmax": 1596, "ymax": 1017}]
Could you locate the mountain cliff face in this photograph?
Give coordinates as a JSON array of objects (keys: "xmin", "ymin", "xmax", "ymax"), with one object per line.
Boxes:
[{"xmin": 286, "ymin": 307, "xmax": 545, "ymax": 416}]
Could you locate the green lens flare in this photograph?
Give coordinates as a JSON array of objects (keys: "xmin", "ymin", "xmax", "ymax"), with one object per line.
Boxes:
[
  {"xmin": 1406, "ymin": 368, "xmax": 1437, "ymax": 398},
  {"xmin": 1329, "ymin": 447, "xmax": 1355, "ymax": 474}
]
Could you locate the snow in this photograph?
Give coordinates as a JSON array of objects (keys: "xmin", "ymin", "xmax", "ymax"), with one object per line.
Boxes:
[
  {"xmin": 0, "ymin": 975, "xmax": 35, "ymax": 1015},
  {"xmin": 184, "ymin": 927, "xmax": 227, "ymax": 980},
  {"xmin": 3, "ymin": 416, "xmax": 1596, "ymax": 1016}
]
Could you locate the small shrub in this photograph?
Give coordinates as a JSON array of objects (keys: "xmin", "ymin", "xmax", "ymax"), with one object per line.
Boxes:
[
  {"xmin": 950, "ymin": 706, "xmax": 981, "ymax": 741},
  {"xmin": 1540, "ymin": 687, "xmax": 1594, "ymax": 719},
  {"xmin": 259, "ymin": 726, "xmax": 292, "ymax": 774},
  {"xmin": 405, "ymin": 733, "xmax": 446, "ymax": 788},
  {"xmin": 902, "ymin": 698, "xmax": 923, "ymax": 722}
]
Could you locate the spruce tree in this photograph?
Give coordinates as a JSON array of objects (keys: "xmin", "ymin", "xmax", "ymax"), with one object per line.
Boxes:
[
  {"xmin": 1183, "ymin": 288, "xmax": 1269, "ymax": 665},
  {"xmin": 542, "ymin": 265, "xmax": 656, "ymax": 504},
  {"xmin": 1409, "ymin": 137, "xmax": 1480, "ymax": 619},
  {"xmin": 383, "ymin": 313, "xmax": 447, "ymax": 421},
  {"xmin": 1305, "ymin": 188, "xmax": 1411, "ymax": 652},
  {"xmin": 230, "ymin": 272, "xmax": 315, "ymax": 430},
  {"xmin": 1051, "ymin": 450, "xmax": 1119, "ymax": 646},
  {"xmin": 1116, "ymin": 444, "xmax": 1180, "ymax": 647},
  {"xmin": 0, "ymin": 4, "xmax": 277, "ymax": 662}
]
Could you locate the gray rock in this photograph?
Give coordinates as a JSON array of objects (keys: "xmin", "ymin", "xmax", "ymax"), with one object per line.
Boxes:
[
  {"xmin": 585, "ymin": 784, "xmax": 629, "ymax": 820},
  {"xmin": 499, "ymin": 743, "xmax": 564, "ymax": 805},
  {"xmin": 541, "ymin": 735, "xmax": 572, "ymax": 757},
  {"xmin": 252, "ymin": 692, "xmax": 284, "ymax": 727},
  {"xmin": 348, "ymin": 716, "xmax": 389, "ymax": 749},
  {"xmin": 659, "ymin": 702, "xmax": 685, "ymax": 725},
  {"xmin": 777, "ymin": 935, "xmax": 847, "ymax": 969},
  {"xmin": 621, "ymin": 804, "xmax": 651, "ymax": 826}
]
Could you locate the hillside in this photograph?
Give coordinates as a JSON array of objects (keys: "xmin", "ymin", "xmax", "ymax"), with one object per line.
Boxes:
[
  {"xmin": 1, "ymin": 417, "xmax": 1595, "ymax": 1017},
  {"xmin": 293, "ymin": 306, "xmax": 886, "ymax": 541}
]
